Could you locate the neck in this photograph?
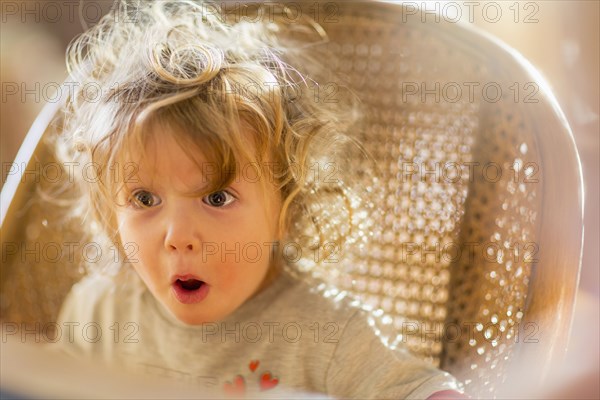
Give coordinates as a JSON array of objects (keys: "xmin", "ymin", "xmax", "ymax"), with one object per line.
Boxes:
[{"xmin": 250, "ymin": 259, "xmax": 283, "ymax": 300}]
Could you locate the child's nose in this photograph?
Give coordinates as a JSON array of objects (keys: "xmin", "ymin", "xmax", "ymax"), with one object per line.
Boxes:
[{"xmin": 163, "ymin": 208, "xmax": 202, "ymax": 253}]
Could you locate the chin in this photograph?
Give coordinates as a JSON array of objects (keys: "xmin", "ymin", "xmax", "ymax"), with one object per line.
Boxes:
[
  {"xmin": 171, "ymin": 311, "xmax": 212, "ymax": 325},
  {"xmin": 170, "ymin": 303, "xmax": 236, "ymax": 326}
]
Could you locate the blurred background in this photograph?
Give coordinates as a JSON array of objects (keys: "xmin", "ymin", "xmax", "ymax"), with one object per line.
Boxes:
[{"xmin": 1, "ymin": 0, "xmax": 598, "ymax": 398}]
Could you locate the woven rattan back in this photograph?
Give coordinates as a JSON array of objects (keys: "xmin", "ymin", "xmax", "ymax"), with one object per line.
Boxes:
[{"xmin": 305, "ymin": 3, "xmax": 583, "ymax": 397}]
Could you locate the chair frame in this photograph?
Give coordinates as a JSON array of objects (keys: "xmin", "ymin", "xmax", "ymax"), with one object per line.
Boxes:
[{"xmin": 0, "ymin": 1, "xmax": 584, "ymax": 397}]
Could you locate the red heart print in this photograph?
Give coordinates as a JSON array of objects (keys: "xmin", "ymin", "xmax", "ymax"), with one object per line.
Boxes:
[
  {"xmin": 223, "ymin": 375, "xmax": 245, "ymax": 395},
  {"xmin": 249, "ymin": 360, "xmax": 259, "ymax": 372},
  {"xmin": 260, "ymin": 372, "xmax": 279, "ymax": 391}
]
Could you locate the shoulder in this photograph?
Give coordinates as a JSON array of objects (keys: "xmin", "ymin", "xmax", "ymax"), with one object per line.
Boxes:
[
  {"xmin": 58, "ymin": 272, "xmax": 113, "ymax": 324},
  {"xmin": 55, "ymin": 268, "xmax": 144, "ymax": 355},
  {"xmin": 294, "ymin": 277, "xmax": 464, "ymax": 399},
  {"xmin": 267, "ymin": 268, "xmax": 463, "ymax": 398},
  {"xmin": 262, "ymin": 266, "xmax": 364, "ymax": 326},
  {"xmin": 327, "ymin": 310, "xmax": 462, "ymax": 398},
  {"xmin": 59, "ymin": 268, "xmax": 142, "ymax": 321}
]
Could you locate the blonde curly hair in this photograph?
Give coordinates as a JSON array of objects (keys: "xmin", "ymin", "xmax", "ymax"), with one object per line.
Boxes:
[{"xmin": 55, "ymin": 0, "xmax": 368, "ymax": 275}]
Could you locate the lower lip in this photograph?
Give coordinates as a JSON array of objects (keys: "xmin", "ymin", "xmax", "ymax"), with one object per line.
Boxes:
[{"xmin": 172, "ymin": 282, "xmax": 210, "ymax": 304}]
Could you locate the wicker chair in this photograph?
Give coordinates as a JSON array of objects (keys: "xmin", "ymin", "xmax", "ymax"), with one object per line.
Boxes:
[{"xmin": 0, "ymin": 2, "xmax": 583, "ymax": 398}]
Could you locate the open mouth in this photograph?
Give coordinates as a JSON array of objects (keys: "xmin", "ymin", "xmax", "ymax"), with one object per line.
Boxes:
[
  {"xmin": 171, "ymin": 275, "xmax": 210, "ymax": 304},
  {"xmin": 175, "ymin": 278, "xmax": 204, "ymax": 291}
]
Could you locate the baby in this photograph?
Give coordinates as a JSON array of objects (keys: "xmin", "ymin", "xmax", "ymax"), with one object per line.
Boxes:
[{"xmin": 55, "ymin": 1, "xmax": 466, "ymax": 398}]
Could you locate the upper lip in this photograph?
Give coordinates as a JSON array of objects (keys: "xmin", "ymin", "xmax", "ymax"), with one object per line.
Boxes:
[{"xmin": 172, "ymin": 274, "xmax": 206, "ymax": 284}]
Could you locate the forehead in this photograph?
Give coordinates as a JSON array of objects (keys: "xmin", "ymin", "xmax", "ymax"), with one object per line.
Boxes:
[
  {"xmin": 119, "ymin": 121, "xmax": 276, "ymax": 198},
  {"xmin": 122, "ymin": 124, "xmax": 213, "ymax": 190}
]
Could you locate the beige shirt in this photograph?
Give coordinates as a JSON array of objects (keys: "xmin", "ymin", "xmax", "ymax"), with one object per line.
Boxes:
[{"xmin": 56, "ymin": 266, "xmax": 461, "ymax": 399}]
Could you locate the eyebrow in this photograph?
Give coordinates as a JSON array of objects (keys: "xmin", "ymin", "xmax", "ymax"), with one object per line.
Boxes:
[
  {"xmin": 122, "ymin": 179, "xmax": 209, "ymax": 196},
  {"xmin": 177, "ymin": 184, "xmax": 212, "ymax": 198},
  {"xmin": 175, "ymin": 179, "xmax": 240, "ymax": 198},
  {"xmin": 123, "ymin": 168, "xmax": 240, "ymax": 197}
]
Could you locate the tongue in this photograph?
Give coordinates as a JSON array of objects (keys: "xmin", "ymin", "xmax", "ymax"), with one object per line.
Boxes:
[{"xmin": 179, "ymin": 279, "xmax": 203, "ymax": 291}]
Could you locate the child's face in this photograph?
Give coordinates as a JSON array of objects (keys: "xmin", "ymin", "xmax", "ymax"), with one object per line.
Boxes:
[{"xmin": 116, "ymin": 125, "xmax": 282, "ymax": 325}]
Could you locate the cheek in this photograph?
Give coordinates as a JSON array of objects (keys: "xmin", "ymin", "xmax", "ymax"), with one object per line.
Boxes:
[
  {"xmin": 118, "ymin": 217, "xmax": 160, "ymax": 286},
  {"xmin": 117, "ymin": 220, "xmax": 138, "ymax": 256},
  {"xmin": 116, "ymin": 213, "xmax": 133, "ymax": 238},
  {"xmin": 116, "ymin": 214, "xmax": 153, "ymax": 260},
  {"xmin": 237, "ymin": 208, "xmax": 281, "ymax": 242},
  {"xmin": 216, "ymin": 256, "xmax": 268, "ymax": 287}
]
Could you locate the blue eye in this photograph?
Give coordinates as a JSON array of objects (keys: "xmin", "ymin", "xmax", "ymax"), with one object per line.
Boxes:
[
  {"xmin": 130, "ymin": 190, "xmax": 161, "ymax": 208},
  {"xmin": 203, "ymin": 190, "xmax": 235, "ymax": 207}
]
